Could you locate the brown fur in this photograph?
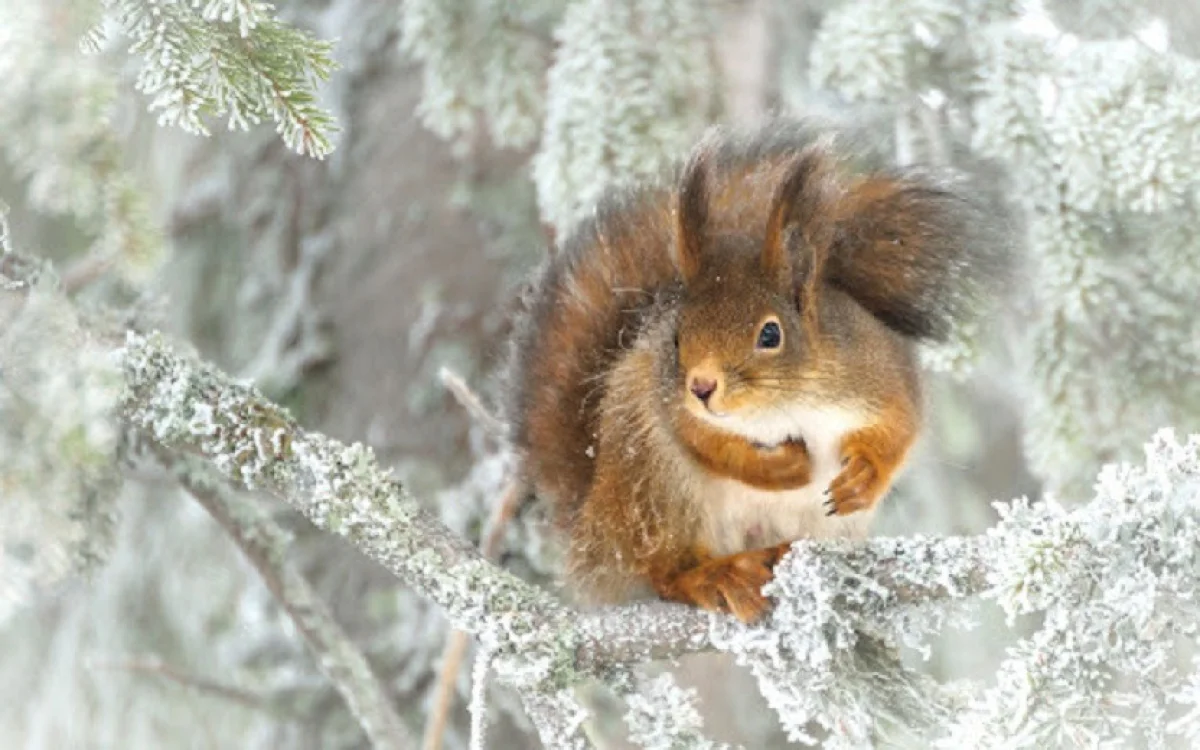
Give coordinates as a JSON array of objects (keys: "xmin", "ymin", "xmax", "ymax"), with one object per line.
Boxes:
[
  {"xmin": 675, "ymin": 412, "xmax": 812, "ymax": 491},
  {"xmin": 826, "ymin": 397, "xmax": 920, "ymax": 517},
  {"xmin": 653, "ymin": 543, "xmax": 792, "ymax": 624},
  {"xmin": 503, "ymin": 121, "xmax": 1008, "ymax": 621}
]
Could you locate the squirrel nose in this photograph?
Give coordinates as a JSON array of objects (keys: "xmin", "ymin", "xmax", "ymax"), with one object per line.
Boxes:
[{"xmin": 689, "ymin": 377, "xmax": 718, "ymax": 404}]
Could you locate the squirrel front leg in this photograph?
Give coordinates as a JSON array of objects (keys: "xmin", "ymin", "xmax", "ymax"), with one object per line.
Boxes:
[
  {"xmin": 649, "ymin": 543, "xmax": 793, "ymax": 624},
  {"xmin": 824, "ymin": 399, "xmax": 918, "ymax": 517},
  {"xmin": 676, "ymin": 412, "xmax": 812, "ymax": 490}
]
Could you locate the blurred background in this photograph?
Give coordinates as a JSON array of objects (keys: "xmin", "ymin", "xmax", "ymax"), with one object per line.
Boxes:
[{"xmin": 1, "ymin": 0, "xmax": 1198, "ymax": 747}]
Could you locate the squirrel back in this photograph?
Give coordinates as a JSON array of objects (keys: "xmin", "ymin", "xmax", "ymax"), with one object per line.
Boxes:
[{"xmin": 503, "ymin": 120, "xmax": 1009, "ymax": 614}]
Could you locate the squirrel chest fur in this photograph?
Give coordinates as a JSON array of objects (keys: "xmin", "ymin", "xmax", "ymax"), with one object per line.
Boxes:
[
  {"xmin": 696, "ymin": 404, "xmax": 873, "ymax": 556},
  {"xmin": 505, "ymin": 121, "xmax": 1003, "ymax": 623}
]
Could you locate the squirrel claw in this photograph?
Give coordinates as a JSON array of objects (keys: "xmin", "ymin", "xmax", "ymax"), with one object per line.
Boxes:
[{"xmin": 825, "ymin": 453, "xmax": 879, "ymax": 516}]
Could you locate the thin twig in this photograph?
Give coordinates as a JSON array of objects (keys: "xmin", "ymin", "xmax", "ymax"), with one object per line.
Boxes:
[
  {"xmin": 61, "ymin": 252, "xmax": 117, "ymax": 295},
  {"xmin": 0, "ymin": 201, "xmax": 12, "ymax": 254},
  {"xmin": 423, "ymin": 365, "xmax": 523, "ymax": 748},
  {"xmin": 87, "ymin": 657, "xmax": 273, "ymax": 713},
  {"xmin": 480, "ymin": 479, "xmax": 524, "ymax": 559},
  {"xmin": 438, "ymin": 366, "xmax": 506, "ymax": 438},
  {"xmin": 468, "ymin": 645, "xmax": 493, "ymax": 749},
  {"xmin": 423, "ymin": 631, "xmax": 472, "ymax": 750}
]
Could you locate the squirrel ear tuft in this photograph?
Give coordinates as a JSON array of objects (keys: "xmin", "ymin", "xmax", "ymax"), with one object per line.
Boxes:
[
  {"xmin": 674, "ymin": 136, "xmax": 716, "ymax": 284},
  {"xmin": 762, "ymin": 147, "xmax": 831, "ymax": 282}
]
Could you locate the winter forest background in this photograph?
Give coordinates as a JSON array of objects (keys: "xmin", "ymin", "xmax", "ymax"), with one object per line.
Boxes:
[{"xmin": 2, "ymin": 0, "xmax": 1200, "ymax": 748}]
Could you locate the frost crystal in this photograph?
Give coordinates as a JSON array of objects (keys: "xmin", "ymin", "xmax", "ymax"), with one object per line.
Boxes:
[
  {"xmin": 624, "ymin": 673, "xmax": 730, "ymax": 750},
  {"xmin": 945, "ymin": 429, "xmax": 1200, "ymax": 746}
]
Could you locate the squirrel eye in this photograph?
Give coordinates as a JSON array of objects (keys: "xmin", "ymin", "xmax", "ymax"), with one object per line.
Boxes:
[{"xmin": 757, "ymin": 321, "xmax": 782, "ymax": 350}]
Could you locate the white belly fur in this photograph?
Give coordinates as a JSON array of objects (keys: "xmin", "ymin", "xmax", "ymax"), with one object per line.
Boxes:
[{"xmin": 693, "ymin": 404, "xmax": 876, "ymax": 556}]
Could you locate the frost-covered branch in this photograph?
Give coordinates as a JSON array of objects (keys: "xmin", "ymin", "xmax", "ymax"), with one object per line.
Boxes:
[
  {"xmin": 517, "ymin": 688, "xmax": 592, "ymax": 750},
  {"xmin": 532, "ymin": 0, "xmax": 718, "ymax": 234},
  {"xmin": 805, "ymin": 0, "xmax": 1200, "ymax": 497},
  {"xmin": 166, "ymin": 455, "xmax": 417, "ymax": 748},
  {"xmin": 399, "ymin": 0, "xmax": 558, "ymax": 150},
  {"xmin": 123, "ymin": 328, "xmax": 1200, "ymax": 746},
  {"xmin": 0, "ymin": 266, "xmax": 124, "ymax": 624},
  {"xmin": 9, "ymin": 241, "xmax": 1200, "ymax": 746},
  {"xmin": 119, "ymin": 328, "xmax": 999, "ymax": 658},
  {"xmin": 623, "ymin": 673, "xmax": 730, "ymax": 750},
  {"xmin": 120, "ymin": 329, "xmax": 562, "ymax": 633},
  {"xmin": 100, "ymin": 0, "xmax": 339, "ymax": 158},
  {"xmin": 112, "ymin": 325, "xmax": 999, "ymax": 747}
]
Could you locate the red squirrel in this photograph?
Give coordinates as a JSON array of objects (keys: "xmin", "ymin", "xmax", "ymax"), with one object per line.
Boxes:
[{"xmin": 504, "ymin": 122, "xmax": 1007, "ymax": 623}]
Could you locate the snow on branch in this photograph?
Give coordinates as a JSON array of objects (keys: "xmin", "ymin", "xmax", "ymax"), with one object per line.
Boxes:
[
  {"xmin": 623, "ymin": 673, "xmax": 730, "ymax": 750},
  {"xmin": 0, "ymin": 267, "xmax": 124, "ymax": 624}
]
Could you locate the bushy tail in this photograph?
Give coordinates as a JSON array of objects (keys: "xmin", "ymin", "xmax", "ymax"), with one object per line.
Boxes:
[{"xmin": 821, "ymin": 164, "xmax": 1015, "ymax": 341}]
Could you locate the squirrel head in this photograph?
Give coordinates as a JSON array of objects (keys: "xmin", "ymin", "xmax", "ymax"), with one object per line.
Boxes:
[{"xmin": 670, "ymin": 139, "xmax": 831, "ymax": 428}]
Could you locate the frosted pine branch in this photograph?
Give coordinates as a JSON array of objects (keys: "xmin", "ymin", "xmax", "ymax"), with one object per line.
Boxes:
[
  {"xmin": 101, "ymin": 0, "xmax": 339, "ymax": 158},
  {"xmin": 531, "ymin": 0, "xmax": 717, "ymax": 234},
  {"xmin": 808, "ymin": 0, "xmax": 1200, "ymax": 498},
  {"xmin": 0, "ymin": 272, "xmax": 124, "ymax": 624},
  {"xmin": 399, "ymin": 0, "xmax": 558, "ymax": 150}
]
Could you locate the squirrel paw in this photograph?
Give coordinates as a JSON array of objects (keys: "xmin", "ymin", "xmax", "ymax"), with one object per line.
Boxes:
[
  {"xmin": 663, "ymin": 546, "xmax": 788, "ymax": 623},
  {"xmin": 824, "ymin": 452, "xmax": 881, "ymax": 516}
]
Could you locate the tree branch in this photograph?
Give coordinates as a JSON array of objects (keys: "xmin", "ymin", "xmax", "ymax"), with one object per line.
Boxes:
[
  {"xmin": 0, "ymin": 246, "xmax": 998, "ymax": 744},
  {"xmin": 2, "ymin": 251, "xmax": 999, "ymax": 746},
  {"xmin": 88, "ymin": 656, "xmax": 276, "ymax": 713},
  {"xmin": 111, "ymin": 329, "xmax": 992, "ymax": 747},
  {"xmin": 118, "ymin": 327, "xmax": 996, "ymax": 659},
  {"xmin": 438, "ymin": 366, "xmax": 506, "ymax": 439},
  {"xmin": 166, "ymin": 453, "xmax": 417, "ymax": 749}
]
